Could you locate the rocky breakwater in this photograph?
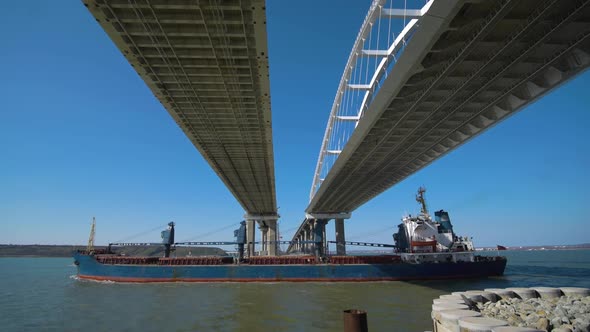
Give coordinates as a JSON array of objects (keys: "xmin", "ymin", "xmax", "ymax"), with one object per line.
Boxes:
[
  {"xmin": 478, "ymin": 291, "xmax": 590, "ymax": 331},
  {"xmin": 431, "ymin": 287, "xmax": 590, "ymax": 332}
]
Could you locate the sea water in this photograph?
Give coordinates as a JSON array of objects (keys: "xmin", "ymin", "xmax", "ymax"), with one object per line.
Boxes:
[{"xmin": 0, "ymin": 249, "xmax": 588, "ymax": 331}]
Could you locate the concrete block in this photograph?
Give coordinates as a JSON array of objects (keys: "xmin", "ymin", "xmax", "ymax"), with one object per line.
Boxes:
[
  {"xmin": 465, "ymin": 290, "xmax": 499, "ymax": 303},
  {"xmin": 433, "ymin": 298, "xmax": 467, "ymax": 305},
  {"xmin": 484, "ymin": 289, "xmax": 517, "ymax": 299},
  {"xmin": 432, "ymin": 303, "xmax": 470, "ymax": 320},
  {"xmin": 559, "ymin": 287, "xmax": 590, "ymax": 297},
  {"xmin": 440, "ymin": 294, "xmax": 464, "ymax": 301},
  {"xmin": 440, "ymin": 309, "xmax": 481, "ymax": 332},
  {"xmin": 458, "ymin": 317, "xmax": 508, "ymax": 332},
  {"xmin": 432, "ymin": 303, "xmax": 469, "ymax": 311},
  {"xmin": 531, "ymin": 287, "xmax": 563, "ymax": 299},
  {"xmin": 435, "ymin": 321, "xmax": 456, "ymax": 332},
  {"xmin": 506, "ymin": 288, "xmax": 538, "ymax": 299},
  {"xmin": 491, "ymin": 327, "xmax": 543, "ymax": 332}
]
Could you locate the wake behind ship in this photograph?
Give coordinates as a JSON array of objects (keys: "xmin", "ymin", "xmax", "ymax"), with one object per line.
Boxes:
[{"xmin": 73, "ymin": 188, "xmax": 506, "ymax": 282}]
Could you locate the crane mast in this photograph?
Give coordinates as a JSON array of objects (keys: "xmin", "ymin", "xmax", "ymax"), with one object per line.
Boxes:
[
  {"xmin": 416, "ymin": 187, "xmax": 428, "ymax": 215},
  {"xmin": 87, "ymin": 217, "xmax": 96, "ymax": 252}
]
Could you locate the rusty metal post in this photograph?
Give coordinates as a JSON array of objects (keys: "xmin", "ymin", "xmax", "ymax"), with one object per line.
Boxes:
[{"xmin": 343, "ymin": 309, "xmax": 368, "ymax": 332}]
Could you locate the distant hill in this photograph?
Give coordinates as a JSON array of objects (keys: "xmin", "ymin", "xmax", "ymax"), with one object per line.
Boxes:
[{"xmin": 0, "ymin": 245, "xmax": 227, "ymax": 257}]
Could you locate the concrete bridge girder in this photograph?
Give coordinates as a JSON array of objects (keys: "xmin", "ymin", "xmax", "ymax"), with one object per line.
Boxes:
[{"xmin": 83, "ymin": 0, "xmax": 278, "ymax": 217}]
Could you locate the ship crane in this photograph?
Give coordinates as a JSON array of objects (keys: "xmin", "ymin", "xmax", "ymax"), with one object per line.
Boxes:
[{"xmin": 87, "ymin": 217, "xmax": 96, "ymax": 252}]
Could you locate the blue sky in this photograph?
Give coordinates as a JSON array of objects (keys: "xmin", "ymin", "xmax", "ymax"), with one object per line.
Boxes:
[{"xmin": 0, "ymin": 1, "xmax": 588, "ymax": 248}]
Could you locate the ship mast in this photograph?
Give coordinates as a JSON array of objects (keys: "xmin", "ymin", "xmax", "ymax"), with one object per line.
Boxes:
[
  {"xmin": 87, "ymin": 217, "xmax": 96, "ymax": 252},
  {"xmin": 416, "ymin": 187, "xmax": 428, "ymax": 215}
]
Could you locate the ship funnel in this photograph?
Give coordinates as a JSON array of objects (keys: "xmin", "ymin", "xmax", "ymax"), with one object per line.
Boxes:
[{"xmin": 434, "ymin": 210, "xmax": 453, "ymax": 234}]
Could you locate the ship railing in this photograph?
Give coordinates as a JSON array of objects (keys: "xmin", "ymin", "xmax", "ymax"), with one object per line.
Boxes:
[
  {"xmin": 327, "ymin": 241, "xmax": 396, "ymax": 248},
  {"xmin": 246, "ymin": 256, "xmax": 317, "ymax": 265}
]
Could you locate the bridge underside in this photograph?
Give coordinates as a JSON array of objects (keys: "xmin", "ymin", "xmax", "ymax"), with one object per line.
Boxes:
[
  {"xmin": 83, "ymin": 0, "xmax": 277, "ymax": 215},
  {"xmin": 308, "ymin": 0, "xmax": 590, "ymax": 214},
  {"xmin": 289, "ymin": 0, "xmax": 590, "ymax": 253}
]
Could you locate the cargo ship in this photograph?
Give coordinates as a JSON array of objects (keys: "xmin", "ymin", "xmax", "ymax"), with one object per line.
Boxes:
[{"xmin": 73, "ymin": 188, "xmax": 506, "ymax": 282}]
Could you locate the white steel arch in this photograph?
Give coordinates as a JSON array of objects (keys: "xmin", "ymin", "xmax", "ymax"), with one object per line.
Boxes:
[{"xmin": 310, "ymin": 0, "xmax": 434, "ymax": 201}]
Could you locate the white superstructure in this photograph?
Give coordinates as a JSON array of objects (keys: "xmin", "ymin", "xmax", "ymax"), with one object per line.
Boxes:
[{"xmin": 394, "ymin": 187, "xmax": 475, "ymax": 263}]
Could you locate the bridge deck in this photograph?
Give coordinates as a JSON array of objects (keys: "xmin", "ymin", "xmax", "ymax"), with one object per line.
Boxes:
[{"xmin": 83, "ymin": 0, "xmax": 276, "ymax": 215}]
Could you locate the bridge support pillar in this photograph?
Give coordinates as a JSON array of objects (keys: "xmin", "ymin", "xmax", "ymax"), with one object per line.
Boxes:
[
  {"xmin": 302, "ymin": 230, "xmax": 308, "ymax": 253},
  {"xmin": 335, "ymin": 218, "xmax": 346, "ymax": 255},
  {"xmin": 305, "ymin": 224, "xmax": 313, "ymax": 253},
  {"xmin": 246, "ymin": 219, "xmax": 256, "ymax": 257},
  {"xmin": 313, "ymin": 219, "xmax": 328, "ymax": 257},
  {"xmin": 244, "ymin": 213, "xmax": 280, "ymax": 257},
  {"xmin": 266, "ymin": 219, "xmax": 278, "ymax": 256},
  {"xmin": 259, "ymin": 225, "xmax": 268, "ymax": 255}
]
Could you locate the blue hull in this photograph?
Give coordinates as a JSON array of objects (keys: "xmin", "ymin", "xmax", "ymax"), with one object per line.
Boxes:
[{"xmin": 73, "ymin": 254, "xmax": 507, "ymax": 282}]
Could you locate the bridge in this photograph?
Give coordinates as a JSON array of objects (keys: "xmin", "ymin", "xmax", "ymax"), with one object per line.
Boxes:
[
  {"xmin": 82, "ymin": 0, "xmax": 279, "ymax": 255},
  {"xmin": 82, "ymin": 0, "xmax": 590, "ymax": 258},
  {"xmin": 288, "ymin": 0, "xmax": 590, "ymax": 255}
]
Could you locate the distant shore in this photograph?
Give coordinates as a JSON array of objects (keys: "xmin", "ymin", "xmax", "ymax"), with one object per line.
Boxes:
[
  {"xmin": 478, "ymin": 243, "xmax": 590, "ymax": 251},
  {"xmin": 0, "ymin": 245, "xmax": 85, "ymax": 257}
]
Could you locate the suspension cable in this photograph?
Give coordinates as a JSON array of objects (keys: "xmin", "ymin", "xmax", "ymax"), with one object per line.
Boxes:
[
  {"xmin": 113, "ymin": 223, "xmax": 170, "ymax": 243},
  {"xmin": 179, "ymin": 222, "xmax": 241, "ymax": 242},
  {"xmin": 348, "ymin": 225, "xmax": 395, "ymax": 241}
]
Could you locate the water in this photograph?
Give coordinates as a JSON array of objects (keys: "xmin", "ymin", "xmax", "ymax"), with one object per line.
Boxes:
[{"xmin": 0, "ymin": 250, "xmax": 588, "ymax": 332}]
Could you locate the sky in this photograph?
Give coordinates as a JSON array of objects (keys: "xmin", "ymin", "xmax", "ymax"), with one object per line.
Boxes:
[{"xmin": 0, "ymin": 1, "xmax": 589, "ymax": 248}]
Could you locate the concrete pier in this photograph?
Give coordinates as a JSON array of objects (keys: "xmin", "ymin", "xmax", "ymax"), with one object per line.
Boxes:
[
  {"xmin": 313, "ymin": 219, "xmax": 327, "ymax": 257},
  {"xmin": 246, "ymin": 219, "xmax": 256, "ymax": 257},
  {"xmin": 267, "ymin": 219, "xmax": 277, "ymax": 256},
  {"xmin": 304, "ymin": 225, "xmax": 312, "ymax": 254},
  {"xmin": 335, "ymin": 218, "xmax": 346, "ymax": 255},
  {"xmin": 259, "ymin": 225, "xmax": 268, "ymax": 255}
]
